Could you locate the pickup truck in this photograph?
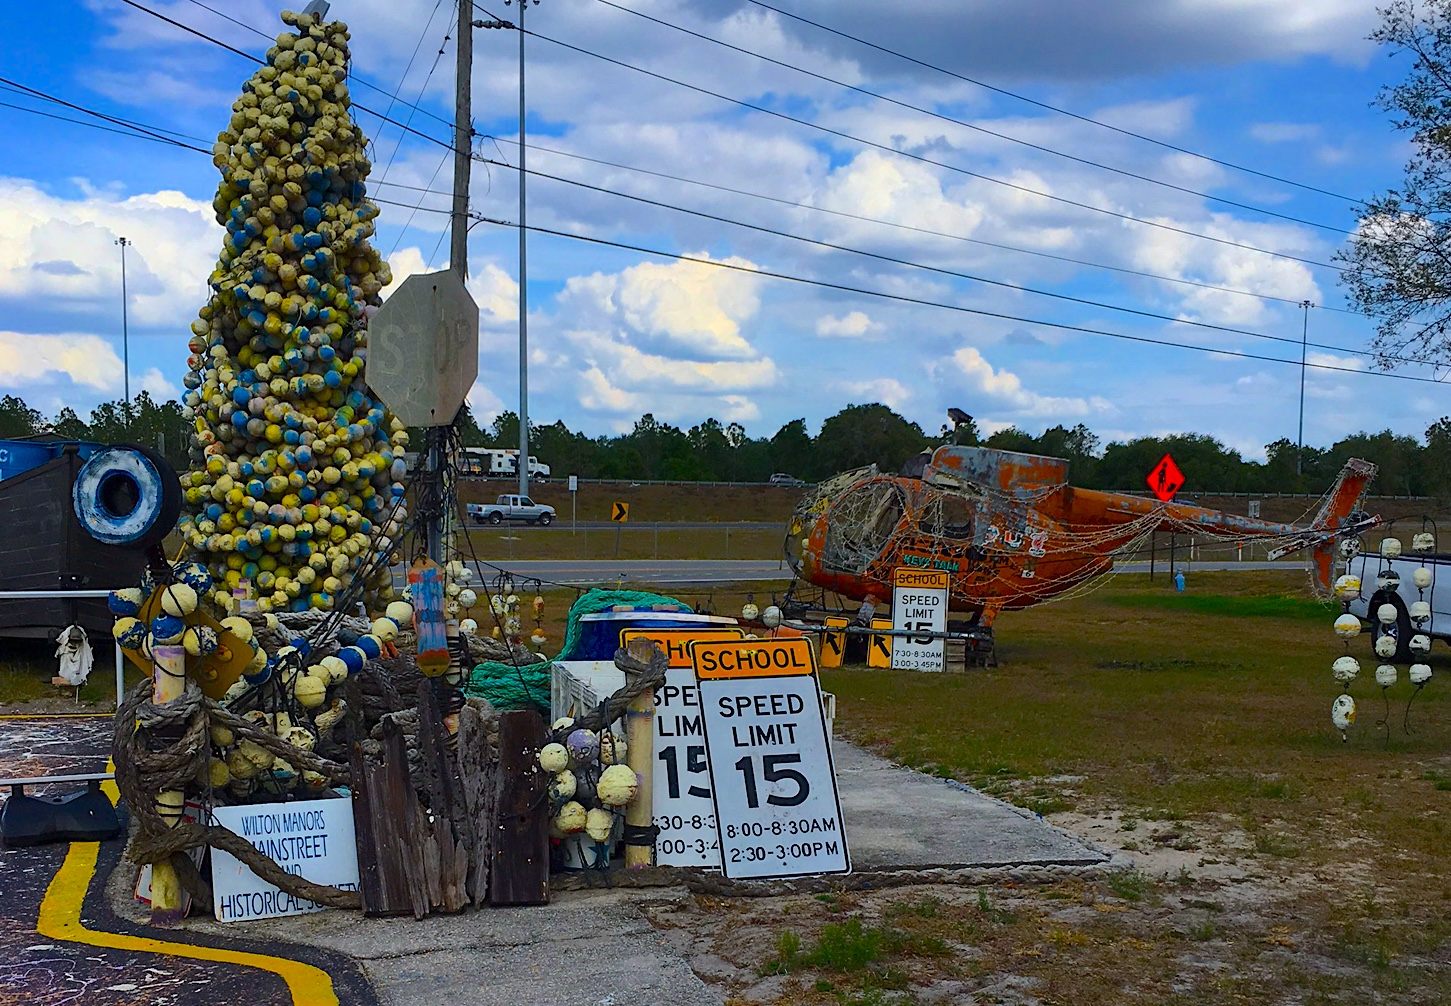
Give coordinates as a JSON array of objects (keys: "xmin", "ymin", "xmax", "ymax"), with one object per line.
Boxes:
[{"xmin": 467, "ymin": 495, "xmax": 556, "ymax": 526}]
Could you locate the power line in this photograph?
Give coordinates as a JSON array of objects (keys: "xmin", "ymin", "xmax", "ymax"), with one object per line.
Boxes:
[
  {"xmin": 481, "ymin": 219, "xmax": 1447, "ymax": 386},
  {"xmin": 744, "ymin": 0, "xmax": 1361, "ymax": 206},
  {"xmin": 372, "ymin": 0, "xmax": 447, "ymax": 181},
  {"xmin": 502, "ymin": 19, "xmax": 1346, "ymax": 273},
  {"xmin": 180, "ymin": 0, "xmax": 456, "ymax": 134},
  {"xmin": 595, "ymin": 0, "xmax": 1350, "ymax": 236},
  {"xmin": 0, "ymin": 82, "xmax": 212, "ymax": 145},
  {"xmin": 13, "ymin": 66, "xmax": 1396, "ymax": 358},
  {"xmin": 0, "ymin": 76, "xmax": 212, "ymax": 154},
  {"xmin": 118, "ymin": 0, "xmax": 464, "ymax": 162},
  {"xmin": 130, "ymin": 0, "xmax": 1349, "ymax": 277},
  {"xmin": 498, "ymin": 135, "xmax": 1373, "ymax": 318},
  {"xmin": 11, "ymin": 72, "xmax": 1429, "ymax": 385},
  {"xmin": 377, "ymin": 22, "xmax": 453, "ymax": 186},
  {"xmin": 483, "ymin": 155, "xmax": 1425, "ymax": 367},
  {"xmin": 8, "ymin": 61, "xmax": 1394, "ymax": 353},
  {"xmin": 0, "ymin": 98, "xmax": 211, "ymax": 152}
]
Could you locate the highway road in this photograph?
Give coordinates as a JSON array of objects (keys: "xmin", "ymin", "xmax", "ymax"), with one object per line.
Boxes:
[
  {"xmin": 466, "ymin": 558, "xmax": 1308, "ymax": 587},
  {"xmin": 465, "ymin": 520, "xmax": 784, "ymax": 531}
]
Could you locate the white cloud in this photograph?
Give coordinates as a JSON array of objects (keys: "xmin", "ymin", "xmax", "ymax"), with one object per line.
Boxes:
[
  {"xmin": 0, "ymin": 331, "xmax": 123, "ymax": 391},
  {"xmin": 135, "ymin": 367, "xmax": 178, "ymax": 400},
  {"xmin": 815, "ymin": 310, "xmax": 883, "ymax": 339},
  {"xmin": 0, "ymin": 177, "xmax": 217, "ymax": 327},
  {"xmin": 562, "ymin": 254, "xmax": 762, "ymax": 361},
  {"xmin": 838, "ymin": 378, "xmax": 912, "ymax": 411},
  {"xmin": 948, "ymin": 346, "xmax": 1110, "ymax": 418}
]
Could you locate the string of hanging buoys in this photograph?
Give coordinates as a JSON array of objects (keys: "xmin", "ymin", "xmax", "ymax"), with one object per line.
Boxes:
[
  {"xmin": 1330, "ymin": 537, "xmax": 1363, "ymax": 742},
  {"xmin": 176, "ymin": 7, "xmax": 407, "ymax": 615},
  {"xmin": 1329, "ymin": 529, "xmax": 1439, "ymax": 743}
]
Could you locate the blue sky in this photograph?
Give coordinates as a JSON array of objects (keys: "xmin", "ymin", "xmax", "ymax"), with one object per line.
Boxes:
[{"xmin": 0, "ymin": 0, "xmax": 1444, "ymax": 461}]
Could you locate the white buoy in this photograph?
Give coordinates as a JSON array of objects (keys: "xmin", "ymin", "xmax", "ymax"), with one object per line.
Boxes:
[
  {"xmin": 1413, "ymin": 567, "xmax": 1433, "ymax": 590},
  {"xmin": 1377, "ymin": 603, "xmax": 1399, "ymax": 625},
  {"xmin": 1375, "ymin": 664, "xmax": 1398, "ymax": 687},
  {"xmin": 1410, "ymin": 663, "xmax": 1433, "ymax": 685},
  {"xmin": 1410, "ymin": 634, "xmax": 1432, "ymax": 655},
  {"xmin": 1332, "ymin": 655, "xmax": 1361, "ymax": 683},
  {"xmin": 1411, "ymin": 600, "xmax": 1431, "ymax": 622},
  {"xmin": 1332, "ymin": 694, "xmax": 1357, "ymax": 732},
  {"xmin": 1413, "ymin": 532, "xmax": 1436, "ymax": 553},
  {"xmin": 1381, "ymin": 537, "xmax": 1403, "ymax": 558},
  {"xmin": 1333, "ymin": 614, "xmax": 1362, "ymax": 638}
]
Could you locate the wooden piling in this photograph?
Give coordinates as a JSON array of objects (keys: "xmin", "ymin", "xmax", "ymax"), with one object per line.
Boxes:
[{"xmin": 148, "ymin": 642, "xmax": 187, "ymax": 925}]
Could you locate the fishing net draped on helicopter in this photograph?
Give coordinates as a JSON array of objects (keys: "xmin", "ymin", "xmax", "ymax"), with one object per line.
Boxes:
[{"xmin": 781, "ymin": 443, "xmax": 1380, "ymax": 632}]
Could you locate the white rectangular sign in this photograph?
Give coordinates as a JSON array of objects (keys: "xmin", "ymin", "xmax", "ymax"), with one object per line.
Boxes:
[
  {"xmin": 568, "ymin": 474, "xmax": 579, "ymax": 492},
  {"xmin": 210, "ymin": 796, "xmax": 359, "ymax": 922},
  {"xmin": 694, "ymin": 638, "xmax": 849, "ymax": 880},
  {"xmin": 621, "ymin": 628, "xmax": 745, "ymax": 869},
  {"xmin": 891, "ymin": 568, "xmax": 948, "ymax": 671},
  {"xmin": 651, "ymin": 667, "xmax": 720, "ymax": 867}
]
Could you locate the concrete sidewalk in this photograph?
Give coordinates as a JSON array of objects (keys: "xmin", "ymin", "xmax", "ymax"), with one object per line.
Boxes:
[
  {"xmin": 834, "ymin": 742, "xmax": 1106, "ymax": 871},
  {"xmin": 160, "ymin": 742, "xmax": 1105, "ymax": 1005}
]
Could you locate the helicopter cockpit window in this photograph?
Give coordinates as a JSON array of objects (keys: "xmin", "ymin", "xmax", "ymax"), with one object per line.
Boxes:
[
  {"xmin": 918, "ymin": 493, "xmax": 974, "ymax": 539},
  {"xmin": 821, "ymin": 481, "xmax": 904, "ymax": 573}
]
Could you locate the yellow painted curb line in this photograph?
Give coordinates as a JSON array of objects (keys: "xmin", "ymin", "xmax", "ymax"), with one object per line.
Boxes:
[{"xmin": 35, "ymin": 772, "xmax": 340, "ymax": 1005}]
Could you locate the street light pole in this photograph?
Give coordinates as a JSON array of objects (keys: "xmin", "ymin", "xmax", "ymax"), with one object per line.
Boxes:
[
  {"xmin": 116, "ymin": 236, "xmax": 131, "ymax": 414},
  {"xmin": 514, "ymin": 1, "xmax": 533, "ymax": 498},
  {"xmin": 484, "ymin": 3, "xmax": 536, "ymax": 498},
  {"xmin": 1296, "ymin": 300, "xmax": 1312, "ymax": 477}
]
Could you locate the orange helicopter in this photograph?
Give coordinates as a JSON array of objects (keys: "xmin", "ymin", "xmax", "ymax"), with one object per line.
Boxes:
[{"xmin": 784, "ymin": 441, "xmax": 1378, "ymax": 628}]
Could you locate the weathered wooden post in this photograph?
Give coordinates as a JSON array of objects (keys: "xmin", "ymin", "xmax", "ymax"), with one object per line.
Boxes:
[
  {"xmin": 148, "ymin": 642, "xmax": 188, "ymax": 924},
  {"xmin": 623, "ymin": 636, "xmax": 656, "ymax": 869}
]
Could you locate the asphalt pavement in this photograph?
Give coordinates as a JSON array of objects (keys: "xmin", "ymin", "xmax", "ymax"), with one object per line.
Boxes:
[
  {"xmin": 0, "ymin": 716, "xmax": 376, "ymax": 1006},
  {"xmin": 467, "ymin": 557, "xmax": 1307, "ymax": 587},
  {"xmin": 466, "ymin": 520, "xmax": 784, "ymax": 532}
]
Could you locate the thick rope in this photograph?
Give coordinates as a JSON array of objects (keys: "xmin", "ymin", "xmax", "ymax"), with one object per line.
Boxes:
[
  {"xmin": 114, "ymin": 680, "xmax": 360, "ymax": 910},
  {"xmin": 551, "ymin": 639, "xmax": 667, "ymax": 744}
]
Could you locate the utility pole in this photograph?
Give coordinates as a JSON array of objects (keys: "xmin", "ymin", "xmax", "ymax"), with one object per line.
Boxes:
[
  {"xmin": 451, "ymin": 0, "xmax": 472, "ymax": 279},
  {"xmin": 426, "ymin": 0, "xmax": 478, "ymax": 564},
  {"xmin": 116, "ymin": 236, "xmax": 131, "ymax": 415},
  {"xmin": 1296, "ymin": 300, "xmax": 1312, "ymax": 477}
]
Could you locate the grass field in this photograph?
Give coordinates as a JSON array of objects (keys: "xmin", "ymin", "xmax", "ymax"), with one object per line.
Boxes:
[{"xmin": 741, "ymin": 569, "xmax": 1451, "ymax": 1005}]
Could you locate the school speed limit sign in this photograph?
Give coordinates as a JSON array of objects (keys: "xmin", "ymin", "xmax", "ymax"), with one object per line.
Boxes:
[
  {"xmin": 892, "ymin": 567, "xmax": 948, "ymax": 671},
  {"xmin": 692, "ymin": 637, "xmax": 849, "ymax": 880}
]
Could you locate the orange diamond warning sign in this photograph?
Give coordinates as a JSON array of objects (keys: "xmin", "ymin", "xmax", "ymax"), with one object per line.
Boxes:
[{"xmin": 1146, "ymin": 453, "xmax": 1184, "ymax": 502}]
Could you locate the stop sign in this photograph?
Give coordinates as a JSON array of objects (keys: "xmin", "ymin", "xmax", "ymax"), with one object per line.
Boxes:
[{"xmin": 368, "ymin": 269, "xmax": 480, "ymax": 427}]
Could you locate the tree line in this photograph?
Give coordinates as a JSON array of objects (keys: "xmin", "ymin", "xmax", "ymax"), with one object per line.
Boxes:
[{"xmin": 2, "ymin": 393, "xmax": 1446, "ymax": 498}]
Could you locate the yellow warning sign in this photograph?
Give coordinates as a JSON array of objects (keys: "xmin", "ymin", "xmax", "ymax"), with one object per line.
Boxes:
[
  {"xmin": 868, "ymin": 617, "xmax": 893, "ymax": 668},
  {"xmin": 894, "ymin": 567, "xmax": 949, "ymax": 590},
  {"xmin": 819, "ymin": 616, "xmax": 848, "ymax": 669},
  {"xmin": 689, "ymin": 637, "xmax": 817, "ymax": 680},
  {"xmin": 611, "ymin": 500, "xmax": 630, "ymax": 522},
  {"xmin": 621, "ymin": 627, "xmax": 746, "ymax": 668}
]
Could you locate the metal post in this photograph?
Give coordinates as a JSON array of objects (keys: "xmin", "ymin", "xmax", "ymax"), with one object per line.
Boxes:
[
  {"xmin": 516, "ymin": 0, "xmax": 531, "ymax": 499},
  {"xmin": 1169, "ymin": 533, "xmax": 1177, "ymax": 581},
  {"xmin": 116, "ymin": 237, "xmax": 130, "ymax": 413},
  {"xmin": 1297, "ymin": 300, "xmax": 1311, "ymax": 477}
]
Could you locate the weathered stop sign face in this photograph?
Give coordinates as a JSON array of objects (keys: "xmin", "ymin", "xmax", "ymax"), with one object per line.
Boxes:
[{"xmin": 368, "ymin": 269, "xmax": 479, "ymax": 427}]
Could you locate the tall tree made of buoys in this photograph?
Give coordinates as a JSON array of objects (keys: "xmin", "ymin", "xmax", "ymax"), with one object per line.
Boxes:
[{"xmin": 179, "ymin": 9, "xmax": 408, "ymax": 616}]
